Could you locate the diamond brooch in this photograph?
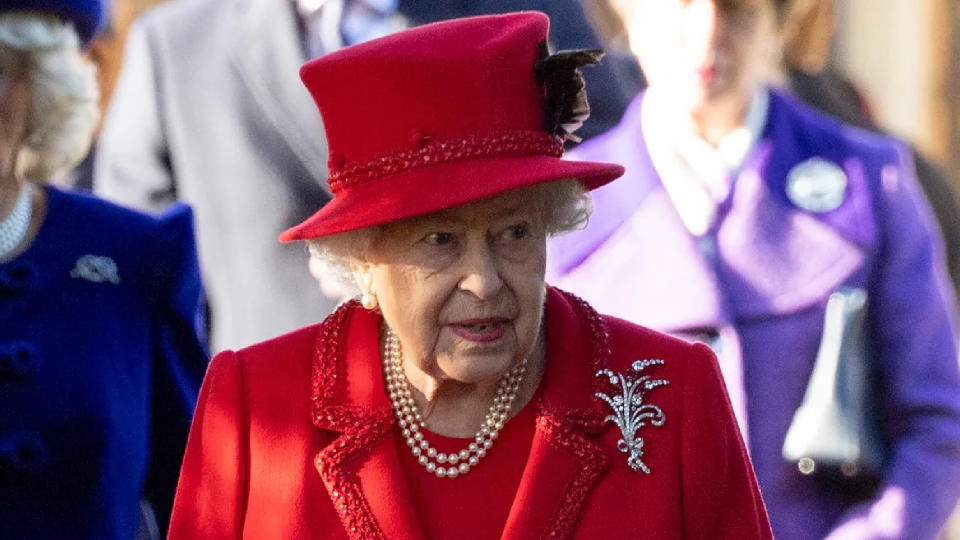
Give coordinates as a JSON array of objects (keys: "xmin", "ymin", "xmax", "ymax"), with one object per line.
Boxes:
[{"xmin": 595, "ymin": 360, "xmax": 669, "ymax": 473}]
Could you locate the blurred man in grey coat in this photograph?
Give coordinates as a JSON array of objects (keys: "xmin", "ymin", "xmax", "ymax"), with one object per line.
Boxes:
[{"xmin": 95, "ymin": 0, "xmax": 633, "ymax": 351}]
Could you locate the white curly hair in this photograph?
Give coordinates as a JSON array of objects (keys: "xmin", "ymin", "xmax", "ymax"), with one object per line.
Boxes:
[
  {"xmin": 0, "ymin": 12, "xmax": 99, "ymax": 182},
  {"xmin": 306, "ymin": 179, "xmax": 593, "ymax": 299}
]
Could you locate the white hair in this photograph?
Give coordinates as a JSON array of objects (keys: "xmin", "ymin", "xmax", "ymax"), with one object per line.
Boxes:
[
  {"xmin": 0, "ymin": 13, "xmax": 99, "ymax": 182},
  {"xmin": 306, "ymin": 179, "xmax": 593, "ymax": 298}
]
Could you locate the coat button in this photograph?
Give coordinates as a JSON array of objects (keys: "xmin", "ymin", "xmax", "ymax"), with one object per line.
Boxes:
[
  {"xmin": 0, "ymin": 432, "xmax": 50, "ymax": 478},
  {"xmin": 0, "ymin": 261, "xmax": 38, "ymax": 293},
  {"xmin": 0, "ymin": 342, "xmax": 39, "ymax": 382}
]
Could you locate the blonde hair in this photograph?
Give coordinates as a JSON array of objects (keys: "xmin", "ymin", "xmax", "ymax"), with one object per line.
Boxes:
[
  {"xmin": 0, "ymin": 12, "xmax": 99, "ymax": 182},
  {"xmin": 306, "ymin": 179, "xmax": 592, "ymax": 298}
]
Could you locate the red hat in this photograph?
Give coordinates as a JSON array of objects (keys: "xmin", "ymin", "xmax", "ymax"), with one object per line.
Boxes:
[{"xmin": 280, "ymin": 11, "xmax": 624, "ymax": 242}]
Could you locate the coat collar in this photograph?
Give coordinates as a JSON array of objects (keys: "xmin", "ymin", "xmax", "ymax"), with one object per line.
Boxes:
[
  {"xmin": 551, "ymin": 89, "xmax": 870, "ymax": 328},
  {"xmin": 228, "ymin": 0, "xmax": 330, "ymax": 189},
  {"xmin": 310, "ymin": 289, "xmax": 613, "ymax": 539}
]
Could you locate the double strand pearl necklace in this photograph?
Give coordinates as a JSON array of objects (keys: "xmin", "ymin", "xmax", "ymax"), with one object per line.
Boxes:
[
  {"xmin": 0, "ymin": 185, "xmax": 32, "ymax": 258},
  {"xmin": 383, "ymin": 328, "xmax": 527, "ymax": 479}
]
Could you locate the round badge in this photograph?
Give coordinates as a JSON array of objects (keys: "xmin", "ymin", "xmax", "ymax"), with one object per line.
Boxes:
[{"xmin": 785, "ymin": 158, "xmax": 848, "ymax": 213}]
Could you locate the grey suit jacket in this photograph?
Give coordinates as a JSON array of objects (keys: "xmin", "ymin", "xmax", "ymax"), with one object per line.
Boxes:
[{"xmin": 95, "ymin": 0, "xmax": 335, "ymax": 351}]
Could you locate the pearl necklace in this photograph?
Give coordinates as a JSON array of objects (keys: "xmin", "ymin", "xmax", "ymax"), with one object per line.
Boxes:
[
  {"xmin": 383, "ymin": 328, "xmax": 527, "ymax": 479},
  {"xmin": 0, "ymin": 186, "xmax": 32, "ymax": 258}
]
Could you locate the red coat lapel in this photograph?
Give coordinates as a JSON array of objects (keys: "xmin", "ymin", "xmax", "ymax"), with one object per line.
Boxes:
[
  {"xmin": 310, "ymin": 302, "xmax": 424, "ymax": 540},
  {"xmin": 502, "ymin": 289, "xmax": 615, "ymax": 539}
]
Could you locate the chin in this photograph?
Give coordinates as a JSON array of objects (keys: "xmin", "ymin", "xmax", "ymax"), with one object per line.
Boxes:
[{"xmin": 440, "ymin": 350, "xmax": 516, "ymax": 385}]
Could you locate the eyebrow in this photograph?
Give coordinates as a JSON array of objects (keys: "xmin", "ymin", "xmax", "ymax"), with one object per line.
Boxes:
[
  {"xmin": 490, "ymin": 201, "xmax": 531, "ymax": 219},
  {"xmin": 421, "ymin": 200, "xmax": 531, "ymax": 226}
]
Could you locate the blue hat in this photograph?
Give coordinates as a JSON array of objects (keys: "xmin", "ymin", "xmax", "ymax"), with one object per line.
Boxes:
[{"xmin": 1, "ymin": 0, "xmax": 105, "ymax": 47}]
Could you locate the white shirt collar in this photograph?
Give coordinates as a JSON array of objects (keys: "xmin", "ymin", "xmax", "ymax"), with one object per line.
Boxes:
[
  {"xmin": 297, "ymin": 0, "xmax": 330, "ymax": 17},
  {"xmin": 297, "ymin": 0, "xmax": 344, "ymax": 56},
  {"xmin": 296, "ymin": 0, "xmax": 404, "ymax": 57},
  {"xmin": 641, "ymin": 88, "xmax": 769, "ymax": 236}
]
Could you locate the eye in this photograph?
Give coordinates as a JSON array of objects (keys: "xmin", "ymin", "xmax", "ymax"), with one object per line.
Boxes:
[
  {"xmin": 423, "ymin": 232, "xmax": 456, "ymax": 246},
  {"xmin": 500, "ymin": 223, "xmax": 530, "ymax": 241}
]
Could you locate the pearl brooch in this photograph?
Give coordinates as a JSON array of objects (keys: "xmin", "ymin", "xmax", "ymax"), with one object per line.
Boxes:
[{"xmin": 383, "ymin": 327, "xmax": 526, "ymax": 479}]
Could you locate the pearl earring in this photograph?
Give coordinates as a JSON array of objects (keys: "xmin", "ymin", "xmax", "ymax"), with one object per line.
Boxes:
[{"xmin": 361, "ymin": 293, "xmax": 378, "ymax": 310}]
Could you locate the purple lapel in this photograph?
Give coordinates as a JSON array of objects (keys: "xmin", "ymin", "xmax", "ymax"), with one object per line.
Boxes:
[
  {"xmin": 716, "ymin": 91, "xmax": 873, "ymax": 319},
  {"xmin": 548, "ymin": 96, "xmax": 658, "ymax": 277}
]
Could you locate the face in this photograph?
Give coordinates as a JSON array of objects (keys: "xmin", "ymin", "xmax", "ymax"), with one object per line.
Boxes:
[
  {"xmin": 0, "ymin": 44, "xmax": 31, "ymax": 183},
  {"xmin": 616, "ymin": 0, "xmax": 776, "ymax": 116},
  {"xmin": 357, "ymin": 188, "xmax": 548, "ymax": 386}
]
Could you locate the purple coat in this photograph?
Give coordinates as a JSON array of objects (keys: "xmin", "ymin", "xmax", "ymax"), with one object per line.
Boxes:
[{"xmin": 548, "ymin": 89, "xmax": 960, "ymax": 540}]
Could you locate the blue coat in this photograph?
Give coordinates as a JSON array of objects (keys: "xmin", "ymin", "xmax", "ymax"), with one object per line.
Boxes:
[
  {"xmin": 0, "ymin": 186, "xmax": 208, "ymax": 539},
  {"xmin": 548, "ymin": 90, "xmax": 960, "ymax": 539}
]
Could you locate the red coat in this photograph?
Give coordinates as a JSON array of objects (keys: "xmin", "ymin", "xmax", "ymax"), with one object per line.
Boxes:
[{"xmin": 169, "ymin": 288, "xmax": 772, "ymax": 539}]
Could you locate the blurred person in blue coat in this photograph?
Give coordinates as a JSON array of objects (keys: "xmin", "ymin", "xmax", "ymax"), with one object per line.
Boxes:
[{"xmin": 0, "ymin": 1, "xmax": 208, "ymax": 538}]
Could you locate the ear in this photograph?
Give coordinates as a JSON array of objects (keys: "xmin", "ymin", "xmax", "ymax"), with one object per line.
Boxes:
[{"xmin": 350, "ymin": 260, "xmax": 376, "ymax": 297}]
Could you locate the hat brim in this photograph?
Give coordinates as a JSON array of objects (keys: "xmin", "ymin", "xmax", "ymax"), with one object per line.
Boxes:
[{"xmin": 279, "ymin": 155, "xmax": 624, "ymax": 241}]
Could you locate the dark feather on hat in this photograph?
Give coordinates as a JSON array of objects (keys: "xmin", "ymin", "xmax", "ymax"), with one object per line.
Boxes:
[{"xmin": 534, "ymin": 43, "xmax": 604, "ymax": 143}]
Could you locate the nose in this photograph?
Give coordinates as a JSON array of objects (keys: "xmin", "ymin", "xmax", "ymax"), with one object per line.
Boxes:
[
  {"xmin": 458, "ymin": 241, "xmax": 504, "ymax": 300},
  {"xmin": 683, "ymin": 0, "xmax": 720, "ymax": 66}
]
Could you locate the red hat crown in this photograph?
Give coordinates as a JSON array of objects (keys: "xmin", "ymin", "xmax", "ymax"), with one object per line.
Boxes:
[{"xmin": 303, "ymin": 12, "xmax": 558, "ymax": 193}]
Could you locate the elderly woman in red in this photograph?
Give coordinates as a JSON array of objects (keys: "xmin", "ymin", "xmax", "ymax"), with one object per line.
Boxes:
[{"xmin": 169, "ymin": 12, "xmax": 771, "ymax": 540}]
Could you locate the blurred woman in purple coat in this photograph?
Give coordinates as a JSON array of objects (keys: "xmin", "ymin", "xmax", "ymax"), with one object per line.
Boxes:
[{"xmin": 548, "ymin": 0, "xmax": 960, "ymax": 538}]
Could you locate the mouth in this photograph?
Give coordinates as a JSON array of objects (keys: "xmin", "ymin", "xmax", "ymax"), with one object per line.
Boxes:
[
  {"xmin": 696, "ymin": 65, "xmax": 716, "ymax": 85},
  {"xmin": 448, "ymin": 318, "xmax": 510, "ymax": 344}
]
